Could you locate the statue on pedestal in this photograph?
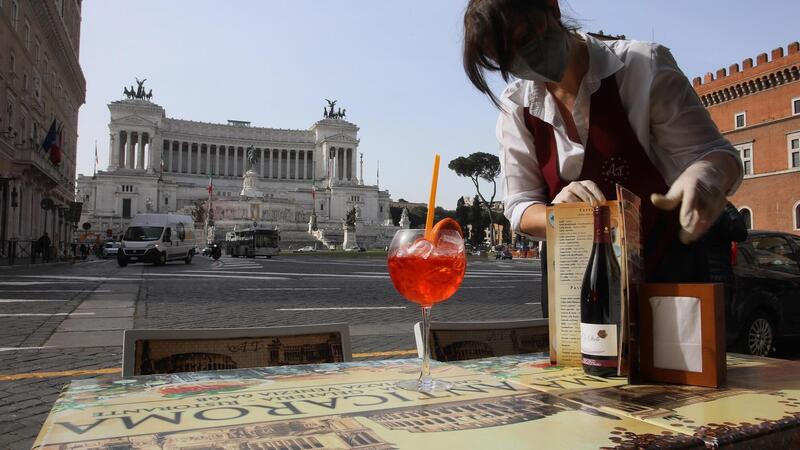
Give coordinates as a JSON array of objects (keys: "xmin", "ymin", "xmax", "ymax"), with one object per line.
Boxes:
[
  {"xmin": 246, "ymin": 146, "xmax": 258, "ymax": 171},
  {"xmin": 308, "ymin": 212, "xmax": 318, "ymax": 233},
  {"xmin": 342, "ymin": 207, "xmax": 359, "ymax": 250},
  {"xmin": 345, "ymin": 207, "xmax": 357, "ymax": 228},
  {"xmin": 399, "ymin": 208, "xmax": 410, "ymax": 229}
]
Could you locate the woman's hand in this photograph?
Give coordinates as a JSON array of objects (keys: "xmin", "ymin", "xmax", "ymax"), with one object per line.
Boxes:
[
  {"xmin": 651, "ymin": 159, "xmax": 728, "ymax": 244},
  {"xmin": 552, "ymin": 180, "xmax": 606, "ymax": 205}
]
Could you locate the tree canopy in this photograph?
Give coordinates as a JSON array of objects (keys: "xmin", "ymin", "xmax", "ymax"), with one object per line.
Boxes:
[{"xmin": 449, "ymin": 152, "xmax": 501, "ymax": 246}]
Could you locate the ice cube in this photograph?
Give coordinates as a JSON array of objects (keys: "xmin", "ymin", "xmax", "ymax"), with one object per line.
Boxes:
[
  {"xmin": 434, "ymin": 233, "xmax": 464, "ymax": 256},
  {"xmin": 405, "ymin": 238, "xmax": 434, "ymax": 258}
]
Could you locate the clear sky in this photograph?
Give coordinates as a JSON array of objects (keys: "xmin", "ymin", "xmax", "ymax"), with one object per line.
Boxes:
[{"xmin": 75, "ymin": 0, "xmax": 799, "ymax": 209}]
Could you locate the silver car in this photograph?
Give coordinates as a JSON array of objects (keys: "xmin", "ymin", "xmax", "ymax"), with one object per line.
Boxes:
[{"xmin": 102, "ymin": 242, "xmax": 120, "ymax": 258}]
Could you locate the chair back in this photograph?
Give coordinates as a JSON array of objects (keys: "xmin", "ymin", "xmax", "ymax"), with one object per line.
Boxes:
[
  {"xmin": 414, "ymin": 319, "xmax": 549, "ymax": 362},
  {"xmin": 123, "ymin": 323, "xmax": 351, "ymax": 377}
]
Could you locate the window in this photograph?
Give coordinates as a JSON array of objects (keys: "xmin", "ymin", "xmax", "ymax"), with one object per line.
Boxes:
[
  {"xmin": 795, "ymin": 202, "xmax": 800, "ymax": 230},
  {"xmin": 750, "ymin": 235, "xmax": 800, "ymax": 275},
  {"xmin": 739, "ymin": 207, "xmax": 752, "ymax": 230},
  {"xmin": 164, "ymin": 196, "xmax": 168, "ymax": 205},
  {"xmin": 735, "ymin": 143, "xmax": 753, "ymax": 175},
  {"xmin": 24, "ymin": 20, "xmax": 30, "ymax": 49},
  {"xmin": 34, "ymin": 39, "xmax": 40, "ymax": 63},
  {"xmin": 734, "ymin": 112, "xmax": 746, "ymax": 129},
  {"xmin": 789, "ymin": 134, "xmax": 800, "ymax": 169},
  {"xmin": 9, "ymin": 52, "xmax": 15, "ymax": 75},
  {"xmin": 122, "ymin": 199, "xmax": 132, "ymax": 218},
  {"xmin": 793, "ymin": 98, "xmax": 800, "ymax": 116},
  {"xmin": 11, "ymin": 1, "xmax": 18, "ymax": 31},
  {"xmin": 739, "ymin": 208, "xmax": 753, "ymax": 230}
]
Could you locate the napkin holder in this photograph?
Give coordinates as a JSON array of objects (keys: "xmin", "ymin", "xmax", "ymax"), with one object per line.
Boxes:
[{"xmin": 638, "ymin": 283, "xmax": 726, "ymax": 388}]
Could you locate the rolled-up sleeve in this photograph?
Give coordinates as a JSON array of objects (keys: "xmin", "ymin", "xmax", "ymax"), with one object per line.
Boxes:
[
  {"xmin": 649, "ymin": 45, "xmax": 743, "ymax": 194},
  {"xmin": 497, "ymin": 101, "xmax": 548, "ymax": 234}
]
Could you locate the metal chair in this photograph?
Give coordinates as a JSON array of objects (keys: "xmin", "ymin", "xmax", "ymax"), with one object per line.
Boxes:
[
  {"xmin": 122, "ymin": 323, "xmax": 351, "ymax": 377},
  {"xmin": 413, "ymin": 319, "xmax": 549, "ymax": 362}
]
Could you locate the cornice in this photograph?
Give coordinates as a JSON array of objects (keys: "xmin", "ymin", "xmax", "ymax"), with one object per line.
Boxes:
[
  {"xmin": 319, "ymin": 133, "xmax": 360, "ymax": 146},
  {"xmin": 32, "ymin": 0, "xmax": 86, "ymax": 102}
]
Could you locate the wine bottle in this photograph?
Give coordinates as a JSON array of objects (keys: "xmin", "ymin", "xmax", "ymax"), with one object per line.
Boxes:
[{"xmin": 580, "ymin": 206, "xmax": 621, "ymax": 377}]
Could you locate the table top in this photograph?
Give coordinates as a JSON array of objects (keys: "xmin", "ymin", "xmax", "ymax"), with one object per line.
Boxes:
[{"xmin": 33, "ymin": 354, "xmax": 800, "ymax": 450}]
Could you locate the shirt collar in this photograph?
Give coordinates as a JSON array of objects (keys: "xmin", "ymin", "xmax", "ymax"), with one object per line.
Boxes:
[{"xmin": 516, "ymin": 32, "xmax": 625, "ymax": 120}]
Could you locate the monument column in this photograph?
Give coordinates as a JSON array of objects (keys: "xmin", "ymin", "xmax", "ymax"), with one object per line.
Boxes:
[
  {"xmin": 268, "ymin": 149, "xmax": 273, "ymax": 178},
  {"xmin": 211, "ymin": 145, "xmax": 219, "ymax": 175},
  {"xmin": 206, "ymin": 144, "xmax": 214, "ymax": 175},
  {"xmin": 108, "ymin": 132, "xmax": 118, "ymax": 170},
  {"xmin": 260, "ymin": 148, "xmax": 265, "ymax": 177},
  {"xmin": 224, "ymin": 146, "xmax": 229, "ymax": 177},
  {"xmin": 177, "ymin": 141, "xmax": 183, "ymax": 173},
  {"xmin": 187, "ymin": 142, "xmax": 194, "ymax": 174},
  {"xmin": 232, "ymin": 147, "xmax": 238, "ymax": 177},
  {"xmin": 122, "ymin": 132, "xmax": 128, "ymax": 168},
  {"xmin": 118, "ymin": 132, "xmax": 126, "ymax": 169},
  {"xmin": 126, "ymin": 132, "xmax": 135, "ymax": 169},
  {"xmin": 147, "ymin": 134, "xmax": 159, "ymax": 173},
  {"xmin": 136, "ymin": 133, "xmax": 146, "ymax": 170}
]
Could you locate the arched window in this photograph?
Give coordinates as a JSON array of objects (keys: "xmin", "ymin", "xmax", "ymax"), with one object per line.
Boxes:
[
  {"xmin": 739, "ymin": 207, "xmax": 752, "ymax": 230},
  {"xmin": 794, "ymin": 202, "xmax": 800, "ymax": 230}
]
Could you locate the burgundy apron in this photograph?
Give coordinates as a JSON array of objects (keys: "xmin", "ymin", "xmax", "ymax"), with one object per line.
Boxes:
[{"xmin": 524, "ymin": 75, "xmax": 682, "ymax": 280}]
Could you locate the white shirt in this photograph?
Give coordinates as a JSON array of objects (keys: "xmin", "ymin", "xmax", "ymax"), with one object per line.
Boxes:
[{"xmin": 498, "ymin": 33, "xmax": 742, "ymax": 237}]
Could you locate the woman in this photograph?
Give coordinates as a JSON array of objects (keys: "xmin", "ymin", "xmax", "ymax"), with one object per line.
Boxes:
[{"xmin": 462, "ymin": 0, "xmax": 743, "ymax": 314}]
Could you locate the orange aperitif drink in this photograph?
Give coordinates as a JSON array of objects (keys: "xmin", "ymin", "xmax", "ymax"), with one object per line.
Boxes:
[
  {"xmin": 388, "ymin": 240, "xmax": 466, "ymax": 306},
  {"xmin": 387, "ymin": 218, "xmax": 466, "ymax": 392}
]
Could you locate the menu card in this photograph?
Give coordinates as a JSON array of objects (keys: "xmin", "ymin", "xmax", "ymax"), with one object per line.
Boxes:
[{"xmin": 34, "ymin": 359, "xmax": 700, "ymax": 449}]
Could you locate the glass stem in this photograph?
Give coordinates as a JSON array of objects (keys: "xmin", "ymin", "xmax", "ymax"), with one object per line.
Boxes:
[{"xmin": 420, "ymin": 305, "xmax": 433, "ymax": 386}]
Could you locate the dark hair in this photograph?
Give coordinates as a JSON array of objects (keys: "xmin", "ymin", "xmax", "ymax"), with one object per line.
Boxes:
[{"xmin": 462, "ymin": 0, "xmax": 579, "ymax": 108}]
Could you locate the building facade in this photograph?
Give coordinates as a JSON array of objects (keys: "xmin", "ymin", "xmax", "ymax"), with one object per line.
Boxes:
[
  {"xmin": 76, "ymin": 89, "xmax": 395, "ymax": 248},
  {"xmin": 693, "ymin": 41, "xmax": 800, "ymax": 234},
  {"xmin": 0, "ymin": 0, "xmax": 86, "ymax": 257}
]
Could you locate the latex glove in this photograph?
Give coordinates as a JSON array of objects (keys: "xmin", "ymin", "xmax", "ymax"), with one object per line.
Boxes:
[
  {"xmin": 552, "ymin": 180, "xmax": 606, "ymax": 205},
  {"xmin": 651, "ymin": 160, "xmax": 727, "ymax": 244}
]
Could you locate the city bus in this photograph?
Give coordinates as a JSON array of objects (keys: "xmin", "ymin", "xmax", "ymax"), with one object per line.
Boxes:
[{"xmin": 226, "ymin": 227, "xmax": 281, "ymax": 258}]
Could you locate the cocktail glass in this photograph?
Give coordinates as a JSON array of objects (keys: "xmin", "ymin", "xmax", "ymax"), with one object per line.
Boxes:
[{"xmin": 387, "ymin": 228, "xmax": 466, "ymax": 392}]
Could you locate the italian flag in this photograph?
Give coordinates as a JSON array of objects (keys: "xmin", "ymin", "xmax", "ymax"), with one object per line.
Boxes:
[{"xmin": 207, "ymin": 174, "xmax": 213, "ymax": 194}]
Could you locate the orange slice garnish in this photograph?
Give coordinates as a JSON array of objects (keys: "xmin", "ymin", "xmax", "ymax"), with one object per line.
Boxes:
[{"xmin": 430, "ymin": 218, "xmax": 463, "ymax": 244}]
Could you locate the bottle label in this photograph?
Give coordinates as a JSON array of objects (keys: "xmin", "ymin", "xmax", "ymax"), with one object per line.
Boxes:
[{"xmin": 580, "ymin": 323, "xmax": 618, "ymax": 357}]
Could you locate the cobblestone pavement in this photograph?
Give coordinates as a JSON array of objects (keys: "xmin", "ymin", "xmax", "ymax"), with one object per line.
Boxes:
[{"xmin": 0, "ymin": 254, "xmax": 543, "ymax": 449}]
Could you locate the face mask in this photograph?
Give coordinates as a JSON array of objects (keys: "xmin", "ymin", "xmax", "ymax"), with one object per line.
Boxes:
[{"xmin": 508, "ymin": 25, "xmax": 569, "ymax": 83}]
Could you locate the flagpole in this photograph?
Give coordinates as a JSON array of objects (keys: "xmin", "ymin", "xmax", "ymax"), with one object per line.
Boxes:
[{"xmin": 94, "ymin": 140, "xmax": 97, "ymax": 177}]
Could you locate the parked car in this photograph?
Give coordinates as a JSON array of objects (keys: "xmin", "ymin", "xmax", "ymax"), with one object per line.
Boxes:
[
  {"xmin": 102, "ymin": 242, "xmax": 120, "ymax": 259},
  {"xmin": 729, "ymin": 230, "xmax": 800, "ymax": 356},
  {"xmin": 293, "ymin": 245, "xmax": 316, "ymax": 253}
]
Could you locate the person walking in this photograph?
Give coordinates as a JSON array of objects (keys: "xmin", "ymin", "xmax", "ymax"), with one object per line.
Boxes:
[
  {"xmin": 462, "ymin": 0, "xmax": 743, "ymax": 315},
  {"xmin": 38, "ymin": 232, "xmax": 52, "ymax": 263}
]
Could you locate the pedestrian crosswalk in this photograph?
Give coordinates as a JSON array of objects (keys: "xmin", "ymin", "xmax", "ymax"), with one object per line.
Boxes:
[
  {"xmin": 182, "ymin": 256, "xmax": 541, "ymax": 282},
  {"xmin": 211, "ymin": 259, "xmax": 263, "ymax": 270}
]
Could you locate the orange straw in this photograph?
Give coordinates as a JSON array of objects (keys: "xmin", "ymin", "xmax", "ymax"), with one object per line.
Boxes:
[{"xmin": 424, "ymin": 154, "xmax": 441, "ymax": 241}]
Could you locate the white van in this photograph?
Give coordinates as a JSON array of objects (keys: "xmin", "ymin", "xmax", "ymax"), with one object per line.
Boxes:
[{"xmin": 118, "ymin": 214, "xmax": 196, "ymax": 266}]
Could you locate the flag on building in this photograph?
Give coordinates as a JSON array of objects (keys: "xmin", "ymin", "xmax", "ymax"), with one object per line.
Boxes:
[
  {"xmin": 311, "ymin": 184, "xmax": 316, "ymax": 202},
  {"xmin": 49, "ymin": 125, "xmax": 63, "ymax": 166},
  {"xmin": 207, "ymin": 174, "xmax": 213, "ymax": 194},
  {"xmin": 94, "ymin": 140, "xmax": 98, "ymax": 175},
  {"xmin": 160, "ymin": 151, "xmax": 165, "ymax": 173},
  {"xmin": 41, "ymin": 119, "xmax": 58, "ymax": 153}
]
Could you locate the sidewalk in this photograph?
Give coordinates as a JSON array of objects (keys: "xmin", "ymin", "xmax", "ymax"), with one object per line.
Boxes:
[{"xmin": 0, "ymin": 256, "xmax": 101, "ymax": 269}]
